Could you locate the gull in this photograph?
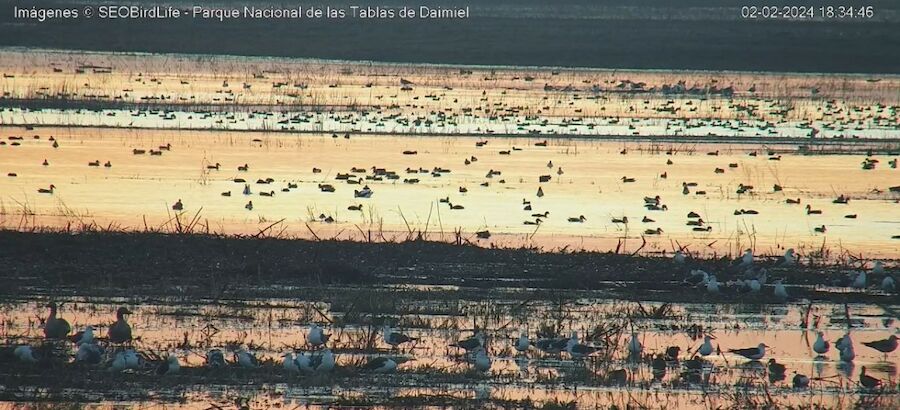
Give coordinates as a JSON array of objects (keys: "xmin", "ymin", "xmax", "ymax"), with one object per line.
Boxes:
[
  {"xmin": 43, "ymin": 302, "xmax": 71, "ymax": 340},
  {"xmin": 737, "ymin": 249, "xmax": 753, "ymax": 268},
  {"xmin": 316, "ymin": 349, "xmax": 336, "ymax": 373},
  {"xmin": 774, "ymin": 279, "xmax": 789, "ymax": 300},
  {"xmin": 699, "ymin": 335, "xmax": 715, "ymax": 356},
  {"xmin": 156, "ymin": 355, "xmax": 181, "ymax": 375},
  {"xmin": 294, "ymin": 352, "xmax": 314, "ymax": 373},
  {"xmin": 14, "ymin": 345, "xmax": 40, "ymax": 363},
  {"xmin": 839, "ymin": 343, "xmax": 855, "ymax": 362},
  {"xmin": 781, "ymin": 249, "xmax": 797, "ymax": 266},
  {"xmin": 861, "ymin": 335, "xmax": 898, "ymax": 358},
  {"xmin": 532, "ymin": 334, "xmax": 568, "ymax": 354},
  {"xmin": 852, "ymin": 271, "xmax": 867, "ymax": 289},
  {"xmin": 474, "ymin": 348, "xmax": 492, "ymax": 372},
  {"xmin": 706, "ymin": 275, "xmax": 720, "ymax": 294},
  {"xmin": 566, "ymin": 332, "xmax": 601, "ymax": 358},
  {"xmin": 515, "ymin": 332, "xmax": 530, "ymax": 353},
  {"xmin": 70, "ymin": 326, "xmax": 95, "ymax": 346},
  {"xmin": 835, "ymin": 333, "xmax": 853, "ymax": 352},
  {"xmin": 883, "ymin": 276, "xmax": 896, "ymax": 292},
  {"xmin": 451, "ymin": 332, "xmax": 485, "ymax": 353},
  {"xmin": 206, "ymin": 349, "xmax": 226, "ymax": 368},
  {"xmin": 235, "ymin": 349, "xmax": 259, "ymax": 368},
  {"xmin": 364, "ymin": 357, "xmax": 398, "ymax": 373},
  {"xmin": 813, "ymin": 332, "xmax": 830, "ymax": 355},
  {"xmin": 683, "ymin": 270, "xmax": 709, "ymax": 286},
  {"xmin": 674, "ymin": 250, "xmax": 686, "ymax": 264},
  {"xmin": 308, "ymin": 324, "xmax": 330, "ymax": 348},
  {"xmin": 872, "ymin": 261, "xmax": 884, "ymax": 275},
  {"xmin": 729, "ymin": 343, "xmax": 768, "ymax": 360},
  {"xmin": 627, "ymin": 332, "xmax": 642, "ymax": 357},
  {"xmin": 75, "ymin": 343, "xmax": 104, "ymax": 365},
  {"xmin": 383, "ymin": 325, "xmax": 417, "ymax": 348},
  {"xmin": 283, "ymin": 352, "xmax": 299, "ymax": 373}
]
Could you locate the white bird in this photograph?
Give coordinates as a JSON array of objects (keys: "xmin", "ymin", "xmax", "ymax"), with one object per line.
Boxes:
[
  {"xmin": 882, "ymin": 275, "xmax": 896, "ymax": 292},
  {"xmin": 774, "ymin": 279, "xmax": 789, "ymax": 300},
  {"xmin": 235, "ymin": 349, "xmax": 259, "ymax": 368},
  {"xmin": 835, "ymin": 333, "xmax": 853, "ymax": 352},
  {"xmin": 706, "ymin": 274, "xmax": 720, "ymax": 294},
  {"xmin": 76, "ymin": 343, "xmax": 103, "ymax": 364},
  {"xmin": 747, "ymin": 278, "xmax": 761, "ymax": 293},
  {"xmin": 738, "ymin": 249, "xmax": 753, "ymax": 267},
  {"xmin": 124, "ymin": 349, "xmax": 140, "ymax": 369},
  {"xmin": 109, "ymin": 351, "xmax": 128, "ymax": 372},
  {"xmin": 782, "ymin": 248, "xmax": 797, "ymax": 266},
  {"xmin": 157, "ymin": 355, "xmax": 180, "ymax": 375},
  {"xmin": 316, "ymin": 349, "xmax": 335, "ymax": 373},
  {"xmin": 674, "ymin": 250, "xmax": 686, "ymax": 264},
  {"xmin": 627, "ymin": 332, "xmax": 642, "ymax": 357},
  {"xmin": 813, "ymin": 332, "xmax": 830, "ymax": 355},
  {"xmin": 839, "ymin": 343, "xmax": 855, "ymax": 362},
  {"xmin": 852, "ymin": 271, "xmax": 867, "ymax": 289},
  {"xmin": 699, "ymin": 335, "xmax": 714, "ymax": 356},
  {"xmin": 72, "ymin": 326, "xmax": 95, "ymax": 346},
  {"xmin": 308, "ymin": 324, "xmax": 330, "ymax": 347},
  {"xmin": 474, "ymin": 348, "xmax": 492, "ymax": 372},
  {"xmin": 294, "ymin": 352, "xmax": 314, "ymax": 373},
  {"xmin": 283, "ymin": 352, "xmax": 299, "ymax": 373},
  {"xmin": 515, "ymin": 332, "xmax": 530, "ymax": 353},
  {"xmin": 872, "ymin": 261, "xmax": 884, "ymax": 274},
  {"xmin": 14, "ymin": 345, "xmax": 39, "ymax": 363}
]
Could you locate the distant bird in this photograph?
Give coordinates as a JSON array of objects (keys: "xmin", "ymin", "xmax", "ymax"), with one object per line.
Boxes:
[
  {"xmin": 781, "ymin": 249, "xmax": 797, "ymax": 266},
  {"xmin": 316, "ymin": 349, "xmax": 335, "ymax": 373},
  {"xmin": 14, "ymin": 345, "xmax": 40, "ymax": 363},
  {"xmin": 883, "ymin": 276, "xmax": 896, "ymax": 292},
  {"xmin": 109, "ymin": 307, "xmax": 133, "ymax": 344},
  {"xmin": 767, "ymin": 358, "xmax": 786, "ymax": 376},
  {"xmin": 835, "ymin": 333, "xmax": 853, "ymax": 352},
  {"xmin": 206, "ymin": 349, "xmax": 226, "ymax": 368},
  {"xmin": 383, "ymin": 325, "xmax": 417, "ymax": 348},
  {"xmin": 294, "ymin": 352, "xmax": 314, "ymax": 373},
  {"xmin": 567, "ymin": 215, "xmax": 586, "ymax": 223},
  {"xmin": 474, "ymin": 348, "xmax": 492, "ymax": 372},
  {"xmin": 43, "ymin": 302, "xmax": 71, "ymax": 340},
  {"xmin": 627, "ymin": 332, "xmax": 642, "ymax": 357},
  {"xmin": 70, "ymin": 326, "xmax": 94, "ymax": 346},
  {"xmin": 859, "ymin": 366, "xmax": 882, "ymax": 389},
  {"xmin": 75, "ymin": 343, "xmax": 103, "ymax": 364},
  {"xmin": 872, "ymin": 261, "xmax": 884, "ymax": 275},
  {"xmin": 674, "ymin": 250, "xmax": 686, "ymax": 264},
  {"xmin": 861, "ymin": 335, "xmax": 898, "ymax": 357},
  {"xmin": 737, "ymin": 249, "xmax": 753, "ymax": 267},
  {"xmin": 729, "ymin": 343, "xmax": 767, "ymax": 360},
  {"xmin": 451, "ymin": 332, "xmax": 485, "ymax": 353},
  {"xmin": 283, "ymin": 352, "xmax": 299, "ymax": 373},
  {"xmin": 706, "ymin": 275, "xmax": 720, "ymax": 294},
  {"xmin": 156, "ymin": 355, "xmax": 180, "ymax": 375},
  {"xmin": 515, "ymin": 332, "xmax": 530, "ymax": 353},
  {"xmin": 245, "ymin": 201, "xmax": 253, "ymax": 210},
  {"xmin": 308, "ymin": 324, "xmax": 330, "ymax": 347},
  {"xmin": 37, "ymin": 184, "xmax": 56, "ymax": 194},
  {"xmin": 536, "ymin": 187, "xmax": 544, "ymax": 197},
  {"xmin": 840, "ymin": 343, "xmax": 855, "ymax": 362},
  {"xmin": 566, "ymin": 332, "xmax": 601, "ymax": 358},
  {"xmin": 774, "ymin": 279, "xmax": 789, "ymax": 300},
  {"xmin": 364, "ymin": 357, "xmax": 397, "ymax": 373},
  {"xmin": 172, "ymin": 199, "xmax": 184, "ymax": 211},
  {"xmin": 235, "ymin": 349, "xmax": 259, "ymax": 368},
  {"xmin": 852, "ymin": 271, "xmax": 867, "ymax": 289},
  {"xmin": 813, "ymin": 332, "xmax": 830, "ymax": 355},
  {"xmin": 699, "ymin": 335, "xmax": 714, "ymax": 356},
  {"xmin": 792, "ymin": 373, "xmax": 810, "ymax": 389}
]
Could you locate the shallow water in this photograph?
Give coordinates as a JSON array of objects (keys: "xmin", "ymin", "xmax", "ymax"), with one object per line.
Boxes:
[
  {"xmin": 1, "ymin": 126, "xmax": 898, "ymax": 258},
  {"xmin": 1, "ymin": 288, "xmax": 897, "ymax": 408}
]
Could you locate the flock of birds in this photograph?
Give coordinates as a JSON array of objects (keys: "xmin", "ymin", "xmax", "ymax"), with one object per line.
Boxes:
[{"xmin": 8, "ymin": 250, "xmax": 896, "ymax": 391}]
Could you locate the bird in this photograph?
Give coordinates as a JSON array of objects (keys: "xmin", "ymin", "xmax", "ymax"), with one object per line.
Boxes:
[
  {"xmin": 852, "ymin": 271, "xmax": 867, "ymax": 289},
  {"xmin": 699, "ymin": 335, "xmax": 714, "ymax": 356},
  {"xmin": 474, "ymin": 348, "xmax": 492, "ymax": 372},
  {"xmin": 451, "ymin": 332, "xmax": 485, "ymax": 353},
  {"xmin": 840, "ymin": 343, "xmax": 855, "ymax": 362},
  {"xmin": 781, "ymin": 249, "xmax": 797, "ymax": 266},
  {"xmin": 566, "ymin": 332, "xmax": 601, "ymax": 358},
  {"xmin": 737, "ymin": 249, "xmax": 753, "ymax": 268},
  {"xmin": 767, "ymin": 358, "xmax": 786, "ymax": 376},
  {"xmin": 308, "ymin": 324, "xmax": 330, "ymax": 348},
  {"xmin": 206, "ymin": 349, "xmax": 226, "ymax": 368},
  {"xmin": 729, "ymin": 343, "xmax": 767, "ymax": 360},
  {"xmin": 70, "ymin": 326, "xmax": 95, "ymax": 346},
  {"xmin": 883, "ymin": 275, "xmax": 896, "ymax": 292},
  {"xmin": 316, "ymin": 349, "xmax": 336, "ymax": 373},
  {"xmin": 109, "ymin": 307, "xmax": 133, "ymax": 344},
  {"xmin": 665, "ymin": 346, "xmax": 681, "ymax": 361},
  {"xmin": 294, "ymin": 352, "xmax": 314, "ymax": 373},
  {"xmin": 383, "ymin": 325, "xmax": 417, "ymax": 348},
  {"xmin": 156, "ymin": 355, "xmax": 180, "ymax": 375},
  {"xmin": 43, "ymin": 302, "xmax": 71, "ymax": 340},
  {"xmin": 792, "ymin": 373, "xmax": 810, "ymax": 389},
  {"xmin": 813, "ymin": 332, "xmax": 830, "ymax": 355},
  {"xmin": 38, "ymin": 184, "xmax": 56, "ymax": 194},
  {"xmin": 774, "ymin": 279, "xmax": 789, "ymax": 300},
  {"xmin": 282, "ymin": 352, "xmax": 299, "ymax": 373},
  {"xmin": 14, "ymin": 345, "xmax": 40, "ymax": 363},
  {"xmin": 515, "ymin": 332, "xmax": 530, "ymax": 353},
  {"xmin": 364, "ymin": 357, "xmax": 398, "ymax": 373},
  {"xmin": 674, "ymin": 250, "xmax": 686, "ymax": 264},
  {"xmin": 235, "ymin": 349, "xmax": 259, "ymax": 368},
  {"xmin": 627, "ymin": 332, "xmax": 642, "ymax": 357},
  {"xmin": 836, "ymin": 333, "xmax": 853, "ymax": 352},
  {"xmin": 861, "ymin": 335, "xmax": 898, "ymax": 357},
  {"xmin": 245, "ymin": 201, "xmax": 253, "ymax": 210},
  {"xmin": 567, "ymin": 215, "xmax": 586, "ymax": 223},
  {"xmin": 872, "ymin": 261, "xmax": 884, "ymax": 275},
  {"xmin": 75, "ymin": 343, "xmax": 104, "ymax": 365},
  {"xmin": 859, "ymin": 366, "xmax": 882, "ymax": 389},
  {"xmin": 706, "ymin": 275, "xmax": 720, "ymax": 294},
  {"xmin": 172, "ymin": 199, "xmax": 184, "ymax": 211}
]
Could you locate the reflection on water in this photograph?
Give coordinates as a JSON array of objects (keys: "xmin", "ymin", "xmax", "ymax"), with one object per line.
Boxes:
[
  {"xmin": 1, "ymin": 288, "xmax": 897, "ymax": 408},
  {"xmin": 1, "ymin": 126, "xmax": 898, "ymax": 258}
]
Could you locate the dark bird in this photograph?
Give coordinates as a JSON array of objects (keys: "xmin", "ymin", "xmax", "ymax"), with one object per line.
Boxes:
[
  {"xmin": 109, "ymin": 307, "xmax": 133, "ymax": 344},
  {"xmin": 383, "ymin": 325, "xmax": 417, "ymax": 348},
  {"xmin": 859, "ymin": 366, "xmax": 882, "ymax": 389},
  {"xmin": 729, "ymin": 343, "xmax": 767, "ymax": 360},
  {"xmin": 43, "ymin": 302, "xmax": 71, "ymax": 340},
  {"xmin": 861, "ymin": 335, "xmax": 897, "ymax": 358}
]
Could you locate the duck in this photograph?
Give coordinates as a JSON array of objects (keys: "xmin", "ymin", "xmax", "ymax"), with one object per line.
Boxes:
[
  {"xmin": 109, "ymin": 307, "xmax": 133, "ymax": 344},
  {"xmin": 172, "ymin": 199, "xmax": 184, "ymax": 211},
  {"xmin": 814, "ymin": 225, "xmax": 827, "ymax": 233},
  {"xmin": 611, "ymin": 216, "xmax": 628, "ymax": 224},
  {"xmin": 644, "ymin": 228, "xmax": 663, "ymax": 235},
  {"xmin": 37, "ymin": 184, "xmax": 56, "ymax": 194},
  {"xmin": 42, "ymin": 159, "xmax": 49, "ymax": 166},
  {"xmin": 729, "ymin": 343, "xmax": 768, "ymax": 360},
  {"xmin": 156, "ymin": 355, "xmax": 180, "ymax": 375},
  {"xmin": 348, "ymin": 204, "xmax": 363, "ymax": 211},
  {"xmin": 308, "ymin": 324, "xmax": 330, "ymax": 347},
  {"xmin": 383, "ymin": 325, "xmax": 417, "ymax": 348},
  {"xmin": 806, "ymin": 204, "xmax": 822, "ymax": 215},
  {"xmin": 621, "ymin": 176, "xmax": 636, "ymax": 183},
  {"xmin": 237, "ymin": 164, "xmax": 249, "ymax": 171},
  {"xmin": 642, "ymin": 216, "xmax": 654, "ymax": 223},
  {"xmin": 364, "ymin": 357, "xmax": 398, "ymax": 373},
  {"xmin": 245, "ymin": 201, "xmax": 253, "ymax": 210},
  {"xmin": 567, "ymin": 215, "xmax": 586, "ymax": 223},
  {"xmin": 767, "ymin": 358, "xmax": 786, "ymax": 376},
  {"xmin": 206, "ymin": 162, "xmax": 221, "ymax": 170},
  {"xmin": 813, "ymin": 332, "xmax": 830, "ymax": 355},
  {"xmin": 43, "ymin": 302, "xmax": 71, "ymax": 340},
  {"xmin": 221, "ymin": 191, "xmax": 231, "ymax": 197}
]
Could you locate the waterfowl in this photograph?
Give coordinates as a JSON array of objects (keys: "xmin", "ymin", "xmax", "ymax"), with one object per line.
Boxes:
[
  {"xmin": 774, "ymin": 279, "xmax": 789, "ymax": 300},
  {"xmin": 40, "ymin": 302, "xmax": 70, "ymax": 342},
  {"xmin": 206, "ymin": 349, "xmax": 226, "ymax": 368},
  {"xmin": 14, "ymin": 345, "xmax": 40, "ymax": 363},
  {"xmin": 172, "ymin": 199, "xmax": 184, "ymax": 211},
  {"xmin": 156, "ymin": 355, "xmax": 180, "ymax": 375},
  {"xmin": 206, "ymin": 162, "xmax": 221, "ymax": 170},
  {"xmin": 308, "ymin": 324, "xmax": 330, "ymax": 347},
  {"xmin": 835, "ymin": 333, "xmax": 852, "ymax": 352},
  {"xmin": 536, "ymin": 187, "xmax": 544, "ymax": 197},
  {"xmin": 737, "ymin": 249, "xmax": 753, "ymax": 267},
  {"xmin": 354, "ymin": 186, "xmax": 374, "ymax": 198},
  {"xmin": 566, "ymin": 332, "xmax": 600, "ymax": 358},
  {"xmin": 259, "ymin": 190, "xmax": 275, "ymax": 197},
  {"xmin": 806, "ymin": 204, "xmax": 822, "ymax": 215},
  {"xmin": 859, "ymin": 367, "xmax": 882, "ymax": 389},
  {"xmin": 474, "ymin": 348, "xmax": 492, "ymax": 372},
  {"xmin": 627, "ymin": 332, "xmax": 642, "ymax": 357},
  {"xmin": 523, "ymin": 219, "xmax": 542, "ymax": 225},
  {"xmin": 786, "ymin": 198, "xmax": 801, "ymax": 204},
  {"xmin": 238, "ymin": 164, "xmax": 249, "ymax": 171},
  {"xmin": 792, "ymin": 373, "xmax": 810, "ymax": 389},
  {"xmin": 729, "ymin": 343, "xmax": 767, "ymax": 360},
  {"xmin": 70, "ymin": 326, "xmax": 94, "ymax": 346},
  {"xmin": 621, "ymin": 176, "xmax": 636, "ymax": 183},
  {"xmin": 693, "ymin": 226, "xmax": 712, "ymax": 232},
  {"xmin": 88, "ymin": 160, "xmax": 100, "ymax": 167},
  {"xmin": 611, "ymin": 216, "xmax": 628, "ymax": 224},
  {"xmin": 383, "ymin": 326, "xmax": 417, "ymax": 348},
  {"xmin": 42, "ymin": 159, "xmax": 49, "ymax": 166},
  {"xmin": 75, "ymin": 343, "xmax": 104, "ymax": 364},
  {"xmin": 451, "ymin": 332, "xmax": 484, "ymax": 352},
  {"xmin": 38, "ymin": 184, "xmax": 56, "ymax": 194},
  {"xmin": 883, "ymin": 275, "xmax": 896, "ymax": 292},
  {"xmin": 316, "ymin": 349, "xmax": 336, "ymax": 373},
  {"xmin": 312, "ymin": 167, "xmax": 322, "ymax": 173},
  {"xmin": 221, "ymin": 191, "xmax": 231, "ymax": 197},
  {"xmin": 699, "ymin": 335, "xmax": 714, "ymax": 356},
  {"xmin": 235, "ymin": 349, "xmax": 259, "ymax": 368},
  {"xmin": 282, "ymin": 352, "xmax": 299, "ymax": 374},
  {"xmin": 814, "ymin": 225, "xmax": 827, "ymax": 233},
  {"xmin": 767, "ymin": 358, "xmax": 786, "ymax": 375},
  {"xmin": 567, "ymin": 215, "xmax": 586, "ymax": 223},
  {"xmin": 674, "ymin": 250, "xmax": 686, "ymax": 264},
  {"xmin": 475, "ymin": 230, "xmax": 491, "ymax": 239},
  {"xmin": 644, "ymin": 228, "xmax": 663, "ymax": 235},
  {"xmin": 348, "ymin": 204, "xmax": 363, "ymax": 211},
  {"xmin": 706, "ymin": 275, "xmax": 720, "ymax": 294},
  {"xmin": 294, "ymin": 352, "xmax": 314, "ymax": 373},
  {"xmin": 642, "ymin": 216, "xmax": 655, "ymax": 223},
  {"xmin": 531, "ymin": 211, "xmax": 550, "ymax": 218},
  {"xmin": 364, "ymin": 357, "xmax": 398, "ymax": 373},
  {"xmin": 852, "ymin": 271, "xmax": 866, "ymax": 289},
  {"xmin": 449, "ymin": 203, "xmax": 465, "ymax": 210},
  {"xmin": 840, "ymin": 343, "xmax": 855, "ymax": 362},
  {"xmin": 813, "ymin": 332, "xmax": 830, "ymax": 355},
  {"xmin": 245, "ymin": 201, "xmax": 253, "ymax": 210},
  {"xmin": 781, "ymin": 249, "xmax": 797, "ymax": 266},
  {"xmin": 459, "ymin": 186, "xmax": 468, "ymax": 193},
  {"xmin": 109, "ymin": 307, "xmax": 133, "ymax": 344},
  {"xmin": 515, "ymin": 332, "xmax": 530, "ymax": 353},
  {"xmin": 104, "ymin": 161, "xmax": 112, "ymax": 168},
  {"xmin": 557, "ymin": 167, "xmax": 564, "ymax": 175},
  {"xmin": 664, "ymin": 346, "xmax": 681, "ymax": 362}
]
